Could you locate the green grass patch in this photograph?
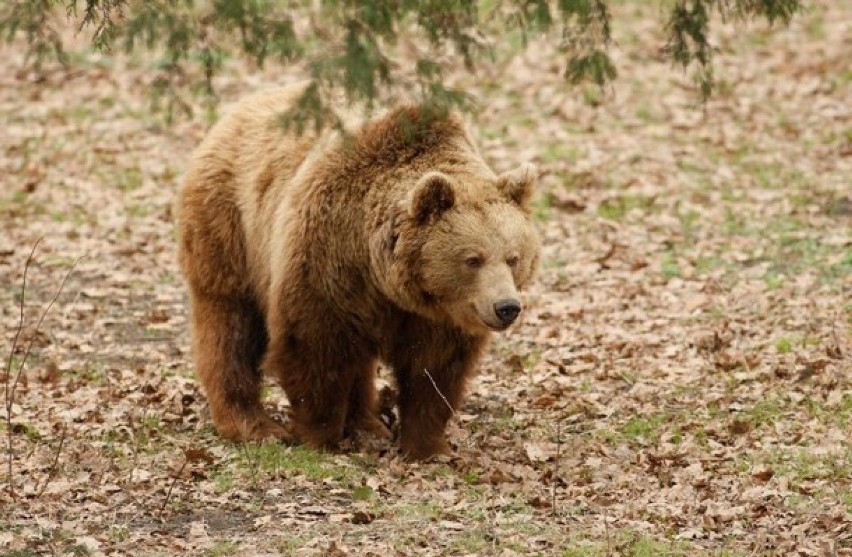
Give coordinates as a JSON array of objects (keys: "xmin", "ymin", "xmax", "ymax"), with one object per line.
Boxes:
[
  {"xmin": 563, "ymin": 546, "xmax": 603, "ymax": 557},
  {"xmin": 602, "ymin": 413, "xmax": 672, "ymax": 447},
  {"xmin": 597, "ymin": 194, "xmax": 655, "ymax": 221},
  {"xmin": 204, "ymin": 541, "xmax": 238, "ymax": 557},
  {"xmin": 693, "ymin": 256, "xmax": 726, "ymax": 276},
  {"xmin": 769, "ymin": 447, "xmax": 852, "ymax": 484},
  {"xmin": 275, "ymin": 533, "xmax": 314, "ymax": 556},
  {"xmin": 622, "ymin": 414, "xmax": 668, "ymax": 444},
  {"xmin": 562, "ymin": 530, "xmax": 694, "ymax": 557},
  {"xmin": 582, "ymin": 85, "xmax": 603, "ymax": 107},
  {"xmin": 837, "ymin": 393, "xmax": 852, "ymax": 428},
  {"xmin": 352, "ymin": 484, "xmax": 373, "ymax": 501},
  {"xmin": 624, "ymin": 535, "xmax": 690, "ymax": 557},
  {"xmin": 50, "ymin": 208, "xmax": 89, "ymax": 226},
  {"xmin": 677, "ymin": 209, "xmax": 700, "ymax": 241},
  {"xmin": 838, "ymin": 487, "xmax": 852, "ymax": 513},
  {"xmin": 125, "ymin": 203, "xmax": 150, "ymax": 218},
  {"xmin": 722, "ymin": 207, "xmax": 753, "ymax": 236},
  {"xmin": 775, "ymin": 337, "xmax": 793, "ymax": 354},
  {"xmin": 532, "ymin": 191, "xmax": 553, "ymax": 223},
  {"xmin": 392, "ymin": 500, "xmax": 443, "ymax": 522},
  {"xmin": 235, "ymin": 443, "xmax": 355, "ymax": 484},
  {"xmin": 541, "ymin": 143, "xmax": 583, "ymax": 165},
  {"xmin": 118, "ymin": 167, "xmax": 143, "ymax": 192},
  {"xmin": 660, "ymin": 250, "xmax": 683, "ymax": 280},
  {"xmin": 213, "ymin": 469, "xmax": 235, "ymax": 494},
  {"xmin": 743, "ymin": 399, "xmax": 784, "ymax": 429}
]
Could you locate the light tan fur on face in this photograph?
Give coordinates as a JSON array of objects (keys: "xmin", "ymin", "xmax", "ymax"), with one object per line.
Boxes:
[
  {"xmin": 177, "ymin": 82, "xmax": 540, "ymax": 460},
  {"xmin": 418, "ymin": 197, "xmax": 538, "ymax": 332}
]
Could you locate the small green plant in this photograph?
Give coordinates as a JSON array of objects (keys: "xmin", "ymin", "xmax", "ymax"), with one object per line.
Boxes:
[
  {"xmin": 775, "ymin": 337, "xmax": 793, "ymax": 354},
  {"xmin": 621, "ymin": 414, "xmax": 667, "ymax": 445},
  {"xmin": 620, "ymin": 534, "xmax": 690, "ymax": 557},
  {"xmin": 532, "ymin": 192, "xmax": 553, "ymax": 223},
  {"xmin": 236, "ymin": 444, "xmax": 354, "ymax": 483},
  {"xmin": 838, "ymin": 487, "xmax": 852, "ymax": 513},
  {"xmin": 540, "ymin": 143, "xmax": 583, "ymax": 165},
  {"xmin": 597, "ymin": 195, "xmax": 654, "ymax": 221},
  {"xmin": 64, "ymin": 544, "xmax": 91, "ymax": 556},
  {"xmin": 745, "ymin": 399, "xmax": 783, "ymax": 429},
  {"xmin": 764, "ymin": 271, "xmax": 785, "ymax": 290},
  {"xmin": 563, "ymin": 547, "xmax": 603, "ymax": 557},
  {"xmin": 118, "ymin": 168, "xmax": 143, "ymax": 192},
  {"xmin": 109, "ymin": 524, "xmax": 130, "ymax": 543},
  {"xmin": 661, "ymin": 251, "xmax": 683, "ymax": 280},
  {"xmin": 582, "ymin": 85, "xmax": 603, "ymax": 106},
  {"xmin": 204, "ymin": 541, "xmax": 238, "ymax": 557},
  {"xmin": 693, "ymin": 256, "xmax": 724, "ymax": 276},
  {"xmin": 837, "ymin": 393, "xmax": 852, "ymax": 428},
  {"xmin": 678, "ymin": 209, "xmax": 700, "ymax": 243},
  {"xmin": 213, "ymin": 470, "xmax": 234, "ymax": 494},
  {"xmin": 352, "ymin": 484, "xmax": 373, "ymax": 501}
]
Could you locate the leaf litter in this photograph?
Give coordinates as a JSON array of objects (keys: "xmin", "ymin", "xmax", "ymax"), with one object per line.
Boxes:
[{"xmin": 1, "ymin": 2, "xmax": 850, "ymax": 556}]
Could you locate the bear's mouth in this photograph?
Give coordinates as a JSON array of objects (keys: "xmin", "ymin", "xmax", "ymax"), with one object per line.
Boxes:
[
  {"xmin": 482, "ymin": 318, "xmax": 511, "ymax": 332},
  {"xmin": 468, "ymin": 304, "xmax": 512, "ymax": 332}
]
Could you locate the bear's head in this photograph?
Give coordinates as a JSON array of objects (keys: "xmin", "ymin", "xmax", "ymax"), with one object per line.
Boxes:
[{"xmin": 377, "ymin": 163, "xmax": 540, "ymax": 334}]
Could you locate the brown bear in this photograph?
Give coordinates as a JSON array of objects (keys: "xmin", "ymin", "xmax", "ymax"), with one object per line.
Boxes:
[{"xmin": 177, "ymin": 83, "xmax": 540, "ymax": 460}]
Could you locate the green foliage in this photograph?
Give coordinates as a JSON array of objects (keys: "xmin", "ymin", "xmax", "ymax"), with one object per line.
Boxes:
[
  {"xmin": 1, "ymin": 0, "xmax": 68, "ymax": 67},
  {"xmin": 664, "ymin": 0, "xmax": 803, "ymax": 99},
  {"xmin": 0, "ymin": 0, "xmax": 804, "ymax": 117}
]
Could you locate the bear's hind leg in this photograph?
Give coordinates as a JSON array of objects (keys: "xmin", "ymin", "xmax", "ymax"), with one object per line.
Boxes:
[{"xmin": 190, "ymin": 294, "xmax": 291, "ymax": 443}]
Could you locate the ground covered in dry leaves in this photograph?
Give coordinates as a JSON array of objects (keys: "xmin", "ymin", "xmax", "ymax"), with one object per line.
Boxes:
[{"xmin": 1, "ymin": 3, "xmax": 850, "ymax": 556}]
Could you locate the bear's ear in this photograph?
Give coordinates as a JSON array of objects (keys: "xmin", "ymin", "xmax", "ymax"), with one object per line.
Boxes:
[
  {"xmin": 408, "ymin": 172, "xmax": 456, "ymax": 224},
  {"xmin": 496, "ymin": 163, "xmax": 538, "ymax": 210}
]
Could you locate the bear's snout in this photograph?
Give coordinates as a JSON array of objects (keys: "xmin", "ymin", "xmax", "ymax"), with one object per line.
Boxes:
[{"xmin": 493, "ymin": 298, "xmax": 521, "ymax": 326}]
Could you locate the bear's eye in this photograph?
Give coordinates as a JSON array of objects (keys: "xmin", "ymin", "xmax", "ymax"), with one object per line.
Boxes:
[
  {"xmin": 465, "ymin": 255, "xmax": 484, "ymax": 269},
  {"xmin": 506, "ymin": 255, "xmax": 519, "ymax": 268}
]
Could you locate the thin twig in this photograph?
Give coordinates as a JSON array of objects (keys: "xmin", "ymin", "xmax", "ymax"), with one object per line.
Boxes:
[
  {"xmin": 4, "ymin": 240, "xmax": 40, "ymax": 407},
  {"xmin": 5, "ymin": 239, "xmax": 42, "ymax": 499},
  {"xmin": 551, "ymin": 419, "xmax": 562, "ymax": 515},
  {"xmin": 423, "ymin": 369, "xmax": 454, "ymax": 415},
  {"xmin": 35, "ymin": 423, "xmax": 67, "ymax": 498},
  {"xmin": 9, "ymin": 255, "xmax": 83, "ymax": 406},
  {"xmin": 159, "ymin": 458, "xmax": 188, "ymax": 517},
  {"xmin": 226, "ymin": 406, "xmax": 260, "ymax": 483},
  {"xmin": 4, "ymin": 243, "xmax": 80, "ymax": 499}
]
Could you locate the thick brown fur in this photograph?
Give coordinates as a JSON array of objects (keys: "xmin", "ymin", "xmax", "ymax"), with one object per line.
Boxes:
[{"xmin": 177, "ymin": 83, "xmax": 540, "ymax": 460}]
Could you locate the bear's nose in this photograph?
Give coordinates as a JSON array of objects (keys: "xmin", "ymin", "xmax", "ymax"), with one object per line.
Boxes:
[{"xmin": 493, "ymin": 299, "xmax": 521, "ymax": 326}]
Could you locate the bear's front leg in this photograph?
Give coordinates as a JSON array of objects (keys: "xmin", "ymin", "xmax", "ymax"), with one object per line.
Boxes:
[
  {"xmin": 263, "ymin": 310, "xmax": 374, "ymax": 451},
  {"xmin": 345, "ymin": 362, "xmax": 393, "ymax": 442},
  {"xmin": 390, "ymin": 326, "xmax": 485, "ymax": 460}
]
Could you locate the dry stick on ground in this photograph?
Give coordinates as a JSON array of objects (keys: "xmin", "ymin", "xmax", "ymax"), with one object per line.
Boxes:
[
  {"xmin": 159, "ymin": 458, "xmax": 189, "ymax": 517},
  {"xmin": 158, "ymin": 406, "xmax": 263, "ymax": 517},
  {"xmin": 35, "ymin": 423, "xmax": 67, "ymax": 498},
  {"xmin": 551, "ymin": 419, "xmax": 562, "ymax": 515},
  {"xmin": 4, "ymin": 240, "xmax": 81, "ymax": 498},
  {"xmin": 828, "ymin": 308, "xmax": 845, "ymax": 359}
]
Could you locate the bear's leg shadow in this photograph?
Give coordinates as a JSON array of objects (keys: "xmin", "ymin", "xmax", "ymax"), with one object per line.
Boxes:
[
  {"xmin": 390, "ymin": 327, "xmax": 484, "ymax": 460},
  {"xmin": 189, "ymin": 294, "xmax": 291, "ymax": 442}
]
